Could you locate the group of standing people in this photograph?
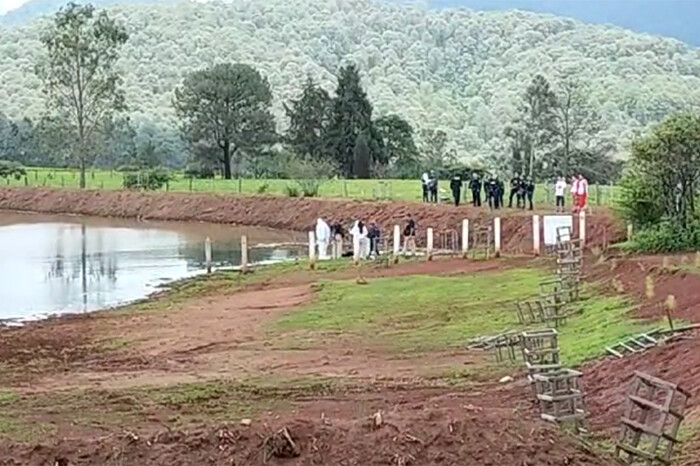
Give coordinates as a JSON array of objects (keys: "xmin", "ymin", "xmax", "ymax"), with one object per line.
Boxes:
[
  {"xmin": 421, "ymin": 171, "xmax": 589, "ymax": 213},
  {"xmin": 313, "ymin": 215, "xmax": 419, "ymax": 261},
  {"xmin": 460, "ymin": 173, "xmax": 536, "ymax": 210},
  {"xmin": 554, "ymin": 173, "xmax": 589, "ymax": 213},
  {"xmin": 421, "ymin": 172, "xmax": 439, "ymax": 203}
]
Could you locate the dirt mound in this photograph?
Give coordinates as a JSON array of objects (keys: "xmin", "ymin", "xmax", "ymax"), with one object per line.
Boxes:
[
  {"xmin": 0, "ymin": 188, "xmax": 624, "ymax": 252},
  {"xmin": 0, "ymin": 408, "xmax": 613, "ymax": 466},
  {"xmin": 587, "ymin": 256, "xmax": 700, "ymax": 322},
  {"xmin": 583, "ymin": 336, "xmax": 700, "ymax": 437}
]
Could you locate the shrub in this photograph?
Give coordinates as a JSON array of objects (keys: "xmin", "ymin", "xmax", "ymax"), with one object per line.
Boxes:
[
  {"xmin": 256, "ymin": 181, "xmax": 270, "ymax": 194},
  {"xmin": 284, "ymin": 184, "xmax": 300, "ymax": 197},
  {"xmin": 183, "ymin": 163, "xmax": 215, "ymax": 179},
  {"xmin": 123, "ymin": 168, "xmax": 172, "ymax": 190},
  {"xmin": 0, "ymin": 160, "xmax": 26, "ymax": 180},
  {"xmin": 625, "ymin": 218, "xmax": 700, "ymax": 253}
]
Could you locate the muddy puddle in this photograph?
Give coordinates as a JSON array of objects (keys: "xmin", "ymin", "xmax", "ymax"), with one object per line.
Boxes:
[{"xmin": 0, "ymin": 212, "xmax": 305, "ymax": 321}]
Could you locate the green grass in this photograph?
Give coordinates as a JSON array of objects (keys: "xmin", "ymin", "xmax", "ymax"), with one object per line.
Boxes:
[
  {"xmin": 4, "ymin": 167, "xmax": 621, "ymax": 206},
  {"xmin": 121, "ymin": 258, "xmax": 351, "ymax": 314},
  {"xmin": 271, "ymin": 267, "xmax": 663, "ymax": 365}
]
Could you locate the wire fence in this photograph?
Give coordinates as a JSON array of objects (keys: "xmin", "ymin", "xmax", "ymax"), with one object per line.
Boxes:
[{"xmin": 3, "ymin": 168, "xmax": 621, "ymax": 207}]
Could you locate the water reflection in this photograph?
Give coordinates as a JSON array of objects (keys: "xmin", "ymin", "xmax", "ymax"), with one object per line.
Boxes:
[{"xmin": 0, "ymin": 213, "xmax": 305, "ymax": 321}]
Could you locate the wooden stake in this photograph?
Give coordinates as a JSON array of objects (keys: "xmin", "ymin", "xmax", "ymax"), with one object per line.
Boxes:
[{"xmin": 205, "ymin": 237, "xmax": 212, "ymax": 274}]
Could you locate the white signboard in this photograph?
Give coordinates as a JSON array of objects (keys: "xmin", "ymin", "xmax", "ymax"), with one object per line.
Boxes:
[{"xmin": 543, "ymin": 215, "xmax": 573, "ymax": 246}]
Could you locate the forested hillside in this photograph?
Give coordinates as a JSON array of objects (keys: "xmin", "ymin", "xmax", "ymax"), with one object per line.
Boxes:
[{"xmin": 1, "ymin": 0, "xmax": 700, "ymax": 165}]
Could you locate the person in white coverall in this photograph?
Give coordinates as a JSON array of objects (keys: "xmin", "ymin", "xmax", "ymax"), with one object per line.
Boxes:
[
  {"xmin": 350, "ymin": 220, "xmax": 369, "ymax": 260},
  {"xmin": 315, "ymin": 218, "xmax": 331, "ymax": 260}
]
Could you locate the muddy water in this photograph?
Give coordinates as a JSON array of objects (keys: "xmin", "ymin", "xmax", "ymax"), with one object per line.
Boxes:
[{"xmin": 0, "ymin": 212, "xmax": 305, "ymax": 321}]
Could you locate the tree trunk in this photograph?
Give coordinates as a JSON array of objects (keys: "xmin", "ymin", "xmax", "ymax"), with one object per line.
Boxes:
[
  {"xmin": 222, "ymin": 141, "xmax": 232, "ymax": 180},
  {"xmin": 79, "ymin": 152, "xmax": 86, "ymax": 189}
]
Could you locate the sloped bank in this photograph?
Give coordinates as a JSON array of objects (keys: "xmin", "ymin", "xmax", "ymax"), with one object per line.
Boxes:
[{"xmin": 0, "ymin": 187, "xmax": 624, "ymax": 252}]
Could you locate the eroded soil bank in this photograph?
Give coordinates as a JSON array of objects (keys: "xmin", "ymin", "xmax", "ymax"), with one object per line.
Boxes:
[{"xmin": 0, "ymin": 187, "xmax": 625, "ymax": 252}]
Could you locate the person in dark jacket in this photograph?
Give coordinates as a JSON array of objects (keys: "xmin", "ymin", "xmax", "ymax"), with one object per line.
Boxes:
[
  {"xmin": 367, "ymin": 221, "xmax": 381, "ymax": 257},
  {"xmin": 497, "ymin": 177, "xmax": 505, "ymax": 209},
  {"xmin": 450, "ymin": 175, "xmax": 462, "ymax": 207},
  {"xmin": 525, "ymin": 177, "xmax": 536, "ymax": 210},
  {"xmin": 509, "ymin": 175, "xmax": 523, "ymax": 208},
  {"xmin": 428, "ymin": 172, "xmax": 438, "ymax": 203},
  {"xmin": 486, "ymin": 175, "xmax": 499, "ymax": 209},
  {"xmin": 469, "ymin": 173, "xmax": 482, "ymax": 207}
]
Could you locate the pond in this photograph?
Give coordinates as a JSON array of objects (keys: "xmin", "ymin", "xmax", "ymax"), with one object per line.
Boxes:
[{"xmin": 0, "ymin": 212, "xmax": 306, "ymax": 322}]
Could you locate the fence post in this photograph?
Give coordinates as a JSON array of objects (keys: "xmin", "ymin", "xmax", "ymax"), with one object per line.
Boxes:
[
  {"xmin": 461, "ymin": 219, "xmax": 469, "ymax": 258},
  {"xmin": 627, "ymin": 223, "xmax": 633, "ymax": 241},
  {"xmin": 393, "ymin": 225, "xmax": 400, "ymax": 261},
  {"xmin": 205, "ymin": 237, "xmax": 212, "ymax": 274},
  {"xmin": 308, "ymin": 231, "xmax": 316, "ymax": 268},
  {"xmin": 426, "ymin": 228, "xmax": 434, "ymax": 261},
  {"xmin": 494, "ymin": 217, "xmax": 501, "ymax": 258},
  {"xmin": 241, "ymin": 235, "xmax": 248, "ymax": 272},
  {"xmin": 579, "ymin": 211, "xmax": 586, "ymax": 248},
  {"xmin": 533, "ymin": 215, "xmax": 541, "ymax": 256}
]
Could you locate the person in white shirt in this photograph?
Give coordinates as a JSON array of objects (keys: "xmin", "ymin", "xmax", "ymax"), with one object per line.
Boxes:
[
  {"xmin": 576, "ymin": 174, "xmax": 589, "ymax": 212},
  {"xmin": 554, "ymin": 176, "xmax": 567, "ymax": 212},
  {"xmin": 315, "ymin": 218, "xmax": 331, "ymax": 260},
  {"xmin": 421, "ymin": 172, "xmax": 430, "ymax": 202},
  {"xmin": 350, "ymin": 220, "xmax": 369, "ymax": 261}
]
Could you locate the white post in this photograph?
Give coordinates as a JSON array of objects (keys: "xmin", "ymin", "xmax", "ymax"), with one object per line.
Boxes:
[
  {"xmin": 579, "ymin": 211, "xmax": 586, "ymax": 247},
  {"xmin": 627, "ymin": 223, "xmax": 633, "ymax": 241},
  {"xmin": 533, "ymin": 215, "xmax": 541, "ymax": 256},
  {"xmin": 494, "ymin": 217, "xmax": 501, "ymax": 257},
  {"xmin": 205, "ymin": 236, "xmax": 212, "ymax": 273},
  {"xmin": 461, "ymin": 219, "xmax": 469, "ymax": 257},
  {"xmin": 426, "ymin": 228, "xmax": 434, "ymax": 260},
  {"xmin": 241, "ymin": 235, "xmax": 248, "ymax": 272},
  {"xmin": 393, "ymin": 225, "xmax": 400, "ymax": 256},
  {"xmin": 308, "ymin": 231, "xmax": 316, "ymax": 264}
]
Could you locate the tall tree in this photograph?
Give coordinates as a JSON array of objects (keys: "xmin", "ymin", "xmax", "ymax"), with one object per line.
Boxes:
[
  {"xmin": 549, "ymin": 79, "xmax": 603, "ymax": 174},
  {"xmin": 621, "ymin": 114, "xmax": 700, "ymax": 230},
  {"xmin": 326, "ymin": 64, "xmax": 376, "ymax": 176},
  {"xmin": 35, "ymin": 2, "xmax": 128, "ymax": 188},
  {"xmin": 375, "ymin": 114, "xmax": 419, "ymax": 178},
  {"xmin": 284, "ymin": 76, "xmax": 331, "ymax": 161},
  {"xmin": 352, "ymin": 132, "xmax": 371, "ymax": 179},
  {"xmin": 173, "ymin": 63, "xmax": 275, "ymax": 179},
  {"xmin": 517, "ymin": 74, "xmax": 557, "ymax": 177},
  {"xmin": 419, "ymin": 129, "xmax": 456, "ymax": 172}
]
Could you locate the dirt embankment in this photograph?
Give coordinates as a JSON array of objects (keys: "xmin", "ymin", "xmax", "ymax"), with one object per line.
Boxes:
[
  {"xmin": 0, "ymin": 187, "xmax": 625, "ymax": 252},
  {"xmin": 0, "ymin": 389, "xmax": 613, "ymax": 466}
]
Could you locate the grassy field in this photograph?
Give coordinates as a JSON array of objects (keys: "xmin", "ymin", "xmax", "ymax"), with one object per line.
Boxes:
[
  {"xmin": 271, "ymin": 265, "xmax": 660, "ymax": 365},
  {"xmin": 3, "ymin": 167, "xmax": 621, "ymax": 206}
]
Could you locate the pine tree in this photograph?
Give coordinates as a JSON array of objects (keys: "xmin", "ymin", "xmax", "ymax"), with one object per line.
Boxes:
[
  {"xmin": 284, "ymin": 76, "xmax": 332, "ymax": 161},
  {"xmin": 326, "ymin": 64, "xmax": 375, "ymax": 176}
]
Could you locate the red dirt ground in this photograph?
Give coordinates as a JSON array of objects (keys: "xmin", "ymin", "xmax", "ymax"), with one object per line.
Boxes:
[
  {"xmin": 0, "ymin": 385, "xmax": 612, "ymax": 466},
  {"xmin": 579, "ymin": 256, "xmax": 700, "ymax": 466},
  {"xmin": 0, "ymin": 187, "xmax": 625, "ymax": 253}
]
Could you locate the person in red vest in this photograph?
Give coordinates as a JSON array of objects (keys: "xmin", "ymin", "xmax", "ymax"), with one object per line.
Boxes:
[
  {"xmin": 570, "ymin": 175, "xmax": 580, "ymax": 213},
  {"xmin": 576, "ymin": 173, "xmax": 589, "ymax": 212}
]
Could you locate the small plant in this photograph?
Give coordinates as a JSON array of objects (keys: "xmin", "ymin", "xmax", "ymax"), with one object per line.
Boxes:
[
  {"xmin": 284, "ymin": 184, "xmax": 300, "ymax": 197},
  {"xmin": 123, "ymin": 167, "xmax": 172, "ymax": 190},
  {"xmin": 0, "ymin": 160, "xmax": 26, "ymax": 180},
  {"xmin": 257, "ymin": 181, "xmax": 270, "ymax": 194},
  {"xmin": 183, "ymin": 163, "xmax": 215, "ymax": 179}
]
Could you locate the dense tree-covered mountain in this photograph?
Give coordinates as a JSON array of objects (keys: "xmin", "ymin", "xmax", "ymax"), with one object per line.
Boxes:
[
  {"xmin": 434, "ymin": 1, "xmax": 700, "ymax": 46},
  {"xmin": 4, "ymin": 0, "xmax": 700, "ymax": 46},
  {"xmin": 1, "ymin": 0, "xmax": 699, "ymax": 165}
]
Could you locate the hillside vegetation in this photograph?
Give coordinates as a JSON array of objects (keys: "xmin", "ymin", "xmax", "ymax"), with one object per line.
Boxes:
[{"xmin": 1, "ymin": 0, "xmax": 700, "ymax": 163}]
